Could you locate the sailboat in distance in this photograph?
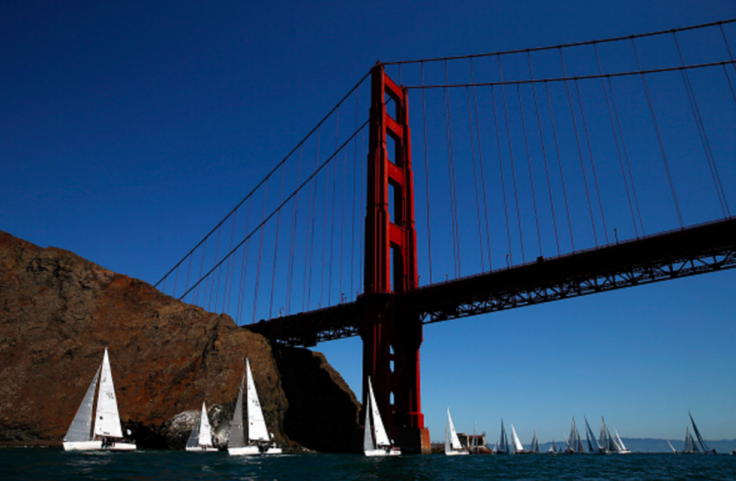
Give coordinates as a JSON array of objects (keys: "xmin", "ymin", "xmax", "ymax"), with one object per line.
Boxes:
[
  {"xmin": 186, "ymin": 402, "xmax": 217, "ymax": 452},
  {"xmin": 445, "ymin": 408, "xmax": 468, "ymax": 455},
  {"xmin": 364, "ymin": 377, "xmax": 401, "ymax": 456},
  {"xmin": 689, "ymin": 412, "xmax": 716, "ymax": 454},
  {"xmin": 494, "ymin": 419, "xmax": 510, "ymax": 454},
  {"xmin": 63, "ymin": 348, "xmax": 136, "ymax": 451},
  {"xmin": 227, "ymin": 359, "xmax": 281, "ymax": 455},
  {"xmin": 510, "ymin": 424, "xmax": 530, "ymax": 454}
]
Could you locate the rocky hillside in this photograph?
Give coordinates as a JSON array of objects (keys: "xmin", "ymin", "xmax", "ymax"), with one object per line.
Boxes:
[{"xmin": 0, "ymin": 230, "xmax": 360, "ymax": 451}]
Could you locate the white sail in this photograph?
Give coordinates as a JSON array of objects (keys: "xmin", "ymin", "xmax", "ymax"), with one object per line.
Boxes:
[
  {"xmin": 246, "ymin": 359, "xmax": 269, "ymax": 442},
  {"xmin": 228, "ymin": 374, "xmax": 246, "ymax": 449},
  {"xmin": 666, "ymin": 439, "xmax": 677, "ymax": 453},
  {"xmin": 510, "ymin": 424, "xmax": 524, "ymax": 453},
  {"xmin": 446, "ymin": 408, "xmax": 463, "ymax": 450},
  {"xmin": 64, "ymin": 365, "xmax": 101, "ymax": 442},
  {"xmin": 198, "ymin": 402, "xmax": 213, "ymax": 447},
  {"xmin": 364, "ymin": 389, "xmax": 374, "ymax": 452},
  {"xmin": 93, "ymin": 348, "xmax": 123, "ymax": 439},
  {"xmin": 612, "ymin": 427, "xmax": 629, "ymax": 453},
  {"xmin": 368, "ymin": 378, "xmax": 391, "ymax": 447}
]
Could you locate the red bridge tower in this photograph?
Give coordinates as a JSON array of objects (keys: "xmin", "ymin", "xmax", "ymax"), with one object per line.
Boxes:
[{"xmin": 360, "ymin": 64, "xmax": 430, "ymax": 453}]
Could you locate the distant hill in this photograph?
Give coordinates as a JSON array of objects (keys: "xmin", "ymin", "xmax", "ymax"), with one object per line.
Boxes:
[{"xmin": 538, "ymin": 438, "xmax": 736, "ymax": 453}]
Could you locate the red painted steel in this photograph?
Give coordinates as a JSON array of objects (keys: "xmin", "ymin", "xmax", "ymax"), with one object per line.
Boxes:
[{"xmin": 360, "ymin": 63, "xmax": 428, "ymax": 453}]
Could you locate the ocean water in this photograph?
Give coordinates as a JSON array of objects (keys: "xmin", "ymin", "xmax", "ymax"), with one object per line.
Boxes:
[{"xmin": 2, "ymin": 448, "xmax": 735, "ymax": 481}]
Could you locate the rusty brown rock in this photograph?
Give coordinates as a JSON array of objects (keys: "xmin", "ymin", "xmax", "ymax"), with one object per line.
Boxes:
[{"xmin": 0, "ymin": 230, "xmax": 360, "ymax": 450}]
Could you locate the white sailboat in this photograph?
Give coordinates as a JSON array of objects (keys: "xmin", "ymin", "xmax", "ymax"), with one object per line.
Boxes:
[
  {"xmin": 186, "ymin": 402, "xmax": 218, "ymax": 452},
  {"xmin": 666, "ymin": 438, "xmax": 677, "ymax": 453},
  {"xmin": 510, "ymin": 424, "xmax": 529, "ymax": 454},
  {"xmin": 63, "ymin": 348, "xmax": 136, "ymax": 451},
  {"xmin": 548, "ymin": 439, "xmax": 558, "ymax": 454},
  {"xmin": 444, "ymin": 407, "xmax": 468, "ymax": 455},
  {"xmin": 227, "ymin": 359, "xmax": 281, "ymax": 456},
  {"xmin": 363, "ymin": 377, "xmax": 400, "ymax": 457}
]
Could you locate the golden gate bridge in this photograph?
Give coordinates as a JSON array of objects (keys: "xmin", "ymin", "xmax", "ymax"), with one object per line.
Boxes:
[{"xmin": 154, "ymin": 19, "xmax": 736, "ymax": 453}]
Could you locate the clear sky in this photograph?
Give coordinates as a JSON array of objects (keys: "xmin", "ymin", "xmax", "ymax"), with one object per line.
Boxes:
[{"xmin": 2, "ymin": 1, "xmax": 735, "ymax": 445}]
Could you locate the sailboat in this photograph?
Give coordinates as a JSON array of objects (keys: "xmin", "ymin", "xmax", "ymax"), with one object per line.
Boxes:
[
  {"xmin": 364, "ymin": 377, "xmax": 400, "ymax": 456},
  {"xmin": 688, "ymin": 412, "xmax": 715, "ymax": 454},
  {"xmin": 563, "ymin": 417, "xmax": 584, "ymax": 454},
  {"xmin": 186, "ymin": 402, "xmax": 218, "ymax": 452},
  {"xmin": 597, "ymin": 417, "xmax": 630, "ymax": 454},
  {"xmin": 547, "ymin": 439, "xmax": 558, "ymax": 454},
  {"xmin": 227, "ymin": 359, "xmax": 281, "ymax": 456},
  {"xmin": 683, "ymin": 427, "xmax": 700, "ymax": 453},
  {"xmin": 584, "ymin": 416, "xmax": 604, "ymax": 453},
  {"xmin": 63, "ymin": 348, "xmax": 136, "ymax": 451},
  {"xmin": 444, "ymin": 407, "xmax": 468, "ymax": 455},
  {"xmin": 494, "ymin": 419, "xmax": 510, "ymax": 454},
  {"xmin": 510, "ymin": 424, "xmax": 530, "ymax": 454},
  {"xmin": 529, "ymin": 430, "xmax": 540, "ymax": 453},
  {"xmin": 666, "ymin": 439, "xmax": 677, "ymax": 453}
]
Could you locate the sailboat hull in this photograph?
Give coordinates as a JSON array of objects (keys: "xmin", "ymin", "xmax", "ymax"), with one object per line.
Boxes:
[
  {"xmin": 186, "ymin": 446, "xmax": 219, "ymax": 452},
  {"xmin": 228, "ymin": 445, "xmax": 282, "ymax": 456},
  {"xmin": 445, "ymin": 450, "xmax": 469, "ymax": 456},
  {"xmin": 63, "ymin": 440, "xmax": 136, "ymax": 452},
  {"xmin": 364, "ymin": 448, "xmax": 401, "ymax": 457}
]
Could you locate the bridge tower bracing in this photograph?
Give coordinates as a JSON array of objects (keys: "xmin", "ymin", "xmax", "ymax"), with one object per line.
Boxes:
[{"xmin": 360, "ymin": 63, "xmax": 430, "ymax": 454}]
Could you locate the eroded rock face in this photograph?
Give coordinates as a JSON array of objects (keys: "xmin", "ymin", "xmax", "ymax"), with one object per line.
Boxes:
[{"xmin": 0, "ymin": 230, "xmax": 360, "ymax": 450}]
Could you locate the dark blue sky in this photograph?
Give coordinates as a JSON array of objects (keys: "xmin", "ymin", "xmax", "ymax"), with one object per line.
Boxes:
[{"xmin": 2, "ymin": 1, "xmax": 735, "ymax": 443}]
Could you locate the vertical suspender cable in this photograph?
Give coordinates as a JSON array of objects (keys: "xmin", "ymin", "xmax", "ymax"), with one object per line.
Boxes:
[
  {"xmin": 207, "ymin": 223, "xmax": 223, "ymax": 311},
  {"xmin": 467, "ymin": 86, "xmax": 486, "ymax": 271},
  {"xmin": 470, "ymin": 59, "xmax": 493, "ymax": 268},
  {"xmin": 544, "ymin": 81, "xmax": 576, "ymax": 252},
  {"xmin": 606, "ymin": 76, "xmax": 646, "ymax": 235},
  {"xmin": 268, "ymin": 164, "xmax": 287, "ymax": 318},
  {"xmin": 194, "ymin": 239, "xmax": 208, "ymax": 304},
  {"xmin": 286, "ymin": 146, "xmax": 303, "ymax": 314},
  {"xmin": 351, "ymin": 92, "xmax": 359, "ymax": 296},
  {"xmin": 574, "ymin": 79, "xmax": 609, "ymax": 244},
  {"xmin": 223, "ymin": 210, "xmax": 239, "ymax": 312},
  {"xmin": 305, "ymin": 128, "xmax": 321, "ymax": 311},
  {"xmin": 339, "ymin": 145, "xmax": 347, "ymax": 302},
  {"xmin": 252, "ymin": 180, "xmax": 270, "ymax": 323},
  {"xmin": 444, "ymin": 60, "xmax": 462, "ymax": 277},
  {"xmin": 498, "ymin": 55, "xmax": 526, "ymax": 263},
  {"xmin": 527, "ymin": 52, "xmax": 561, "ymax": 255},
  {"xmin": 326, "ymin": 108, "xmax": 340, "ymax": 307},
  {"xmin": 517, "ymin": 82, "xmax": 543, "ymax": 256},
  {"xmin": 560, "ymin": 48, "xmax": 599, "ymax": 247},
  {"xmin": 593, "ymin": 43, "xmax": 640, "ymax": 238},
  {"xmin": 236, "ymin": 197, "xmax": 253, "ymax": 324},
  {"xmin": 673, "ymin": 32, "xmax": 730, "ymax": 218},
  {"xmin": 491, "ymin": 82, "xmax": 514, "ymax": 263},
  {"xmin": 421, "ymin": 62, "xmax": 434, "ymax": 284},
  {"xmin": 631, "ymin": 38, "xmax": 684, "ymax": 228}
]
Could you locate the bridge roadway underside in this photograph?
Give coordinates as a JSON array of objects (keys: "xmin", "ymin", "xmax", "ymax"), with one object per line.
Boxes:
[{"xmin": 248, "ymin": 218, "xmax": 736, "ymax": 347}]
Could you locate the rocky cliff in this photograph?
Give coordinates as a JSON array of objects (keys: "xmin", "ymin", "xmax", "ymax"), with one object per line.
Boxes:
[{"xmin": 0, "ymin": 230, "xmax": 360, "ymax": 451}]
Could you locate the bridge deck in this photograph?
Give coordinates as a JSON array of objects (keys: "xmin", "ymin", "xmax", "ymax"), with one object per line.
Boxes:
[{"xmin": 248, "ymin": 217, "xmax": 736, "ymax": 346}]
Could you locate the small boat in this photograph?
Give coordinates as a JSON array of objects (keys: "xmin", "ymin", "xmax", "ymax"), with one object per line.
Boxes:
[
  {"xmin": 547, "ymin": 439, "xmax": 558, "ymax": 454},
  {"xmin": 529, "ymin": 430, "xmax": 540, "ymax": 453},
  {"xmin": 363, "ymin": 377, "xmax": 401, "ymax": 456},
  {"xmin": 227, "ymin": 359, "xmax": 282, "ymax": 456},
  {"xmin": 186, "ymin": 402, "xmax": 218, "ymax": 452},
  {"xmin": 444, "ymin": 407, "xmax": 468, "ymax": 455},
  {"xmin": 510, "ymin": 424, "xmax": 530, "ymax": 454},
  {"xmin": 63, "ymin": 348, "xmax": 136, "ymax": 451}
]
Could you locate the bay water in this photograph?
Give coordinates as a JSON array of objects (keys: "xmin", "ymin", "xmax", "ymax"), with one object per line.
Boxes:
[{"xmin": 2, "ymin": 448, "xmax": 735, "ymax": 480}]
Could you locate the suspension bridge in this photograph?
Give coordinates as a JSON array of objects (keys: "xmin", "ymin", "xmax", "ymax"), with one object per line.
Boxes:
[{"xmin": 155, "ymin": 19, "xmax": 736, "ymax": 453}]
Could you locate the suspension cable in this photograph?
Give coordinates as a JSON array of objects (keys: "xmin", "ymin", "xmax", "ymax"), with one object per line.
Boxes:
[
  {"xmin": 470, "ymin": 58, "xmax": 493, "ymax": 268},
  {"xmin": 421, "ymin": 62, "xmax": 434, "ymax": 284},
  {"xmin": 466, "ymin": 86, "xmax": 486, "ymax": 271},
  {"xmin": 517, "ymin": 83, "xmax": 543, "ymax": 256},
  {"xmin": 632, "ymin": 38, "xmax": 684, "ymax": 228},
  {"xmin": 528, "ymin": 51, "xmax": 561, "ymax": 255}
]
